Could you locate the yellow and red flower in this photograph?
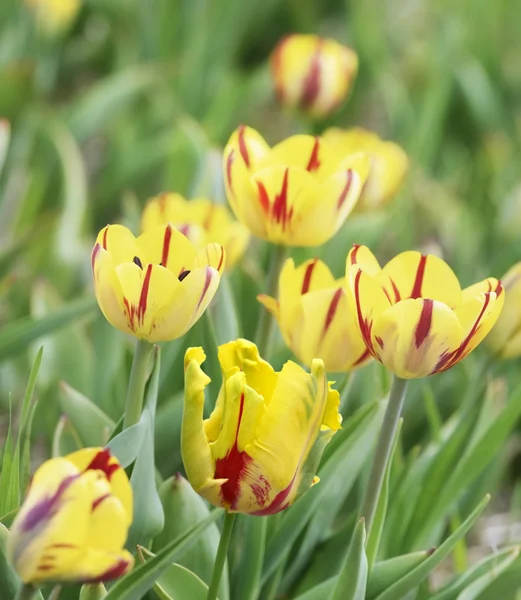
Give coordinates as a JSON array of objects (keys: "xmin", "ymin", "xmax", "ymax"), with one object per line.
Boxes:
[
  {"xmin": 8, "ymin": 448, "xmax": 133, "ymax": 584},
  {"xmin": 487, "ymin": 262, "xmax": 521, "ymax": 358},
  {"xmin": 323, "ymin": 127, "xmax": 409, "ymax": 210},
  {"xmin": 346, "ymin": 245, "xmax": 504, "ymax": 379},
  {"xmin": 270, "ymin": 34, "xmax": 358, "ymax": 119},
  {"xmin": 182, "ymin": 339, "xmax": 341, "ymax": 515},
  {"xmin": 141, "ymin": 193, "xmax": 249, "ymax": 270},
  {"xmin": 223, "ymin": 126, "xmax": 369, "ymax": 246},
  {"xmin": 91, "ymin": 223, "xmax": 225, "ymax": 342},
  {"xmin": 258, "ymin": 258, "xmax": 371, "ymax": 372}
]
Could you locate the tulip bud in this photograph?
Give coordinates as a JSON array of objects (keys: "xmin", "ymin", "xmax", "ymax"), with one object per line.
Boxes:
[
  {"xmin": 270, "ymin": 34, "xmax": 358, "ymax": 119},
  {"xmin": 79, "ymin": 583, "xmax": 107, "ymax": 600},
  {"xmin": 487, "ymin": 262, "xmax": 521, "ymax": 358},
  {"xmin": 154, "ymin": 474, "xmax": 229, "ymax": 600}
]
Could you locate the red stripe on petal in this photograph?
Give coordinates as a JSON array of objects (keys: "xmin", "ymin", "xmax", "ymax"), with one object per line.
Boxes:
[
  {"xmin": 238, "ymin": 125, "xmax": 250, "ymax": 168},
  {"xmin": 415, "ymin": 298, "xmax": 433, "ymax": 348},
  {"xmin": 123, "ymin": 297, "xmax": 136, "ymax": 331},
  {"xmin": 272, "ymin": 168, "xmax": 292, "ymax": 231},
  {"xmin": 251, "ymin": 474, "xmax": 296, "ymax": 516},
  {"xmin": 102, "ymin": 227, "xmax": 109, "ymax": 250},
  {"xmin": 91, "ymin": 243, "xmax": 101, "ymax": 272},
  {"xmin": 336, "ymin": 170, "xmax": 354, "ymax": 210},
  {"xmin": 322, "ymin": 288, "xmax": 343, "ymax": 338},
  {"xmin": 410, "ymin": 254, "xmax": 427, "ymax": 299},
  {"xmin": 306, "ymin": 137, "xmax": 321, "ymax": 172},
  {"xmin": 354, "ymin": 269, "xmax": 375, "ymax": 354},
  {"xmin": 256, "ymin": 180, "xmax": 270, "ymax": 214},
  {"xmin": 226, "ymin": 150, "xmax": 235, "ymax": 190},
  {"xmin": 350, "ymin": 244, "xmax": 360, "ymax": 265},
  {"xmin": 137, "ymin": 264, "xmax": 153, "ymax": 324},
  {"xmin": 86, "ymin": 448, "xmax": 119, "ymax": 481},
  {"xmin": 161, "ymin": 224, "xmax": 173, "ymax": 268},
  {"xmin": 87, "ymin": 558, "xmax": 131, "ymax": 583},
  {"xmin": 196, "ymin": 267, "xmax": 213, "ymax": 311},
  {"xmin": 494, "ymin": 280, "xmax": 503, "ymax": 295},
  {"xmin": 389, "ymin": 278, "xmax": 401, "ymax": 303},
  {"xmin": 300, "ymin": 40, "xmax": 323, "ymax": 109},
  {"xmin": 92, "ymin": 494, "xmax": 110, "ymax": 512},
  {"xmin": 353, "ymin": 348, "xmax": 371, "ymax": 366},
  {"xmin": 301, "ymin": 260, "xmax": 317, "ymax": 294},
  {"xmin": 217, "ymin": 246, "xmax": 225, "ymax": 273}
]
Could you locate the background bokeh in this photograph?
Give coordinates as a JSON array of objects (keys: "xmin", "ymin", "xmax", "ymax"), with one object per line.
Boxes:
[{"xmin": 2, "ymin": 0, "xmax": 521, "ymax": 592}]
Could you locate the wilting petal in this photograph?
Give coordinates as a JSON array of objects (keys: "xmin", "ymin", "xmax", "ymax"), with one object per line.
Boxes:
[
  {"xmin": 65, "ymin": 548, "xmax": 133, "ymax": 583},
  {"xmin": 436, "ymin": 284, "xmax": 504, "ymax": 371},
  {"xmin": 137, "ymin": 224, "xmax": 197, "ymax": 277},
  {"xmin": 292, "ymin": 153, "xmax": 370, "ymax": 246},
  {"xmin": 347, "ymin": 265, "xmax": 392, "ymax": 354},
  {"xmin": 300, "ymin": 287, "xmax": 371, "ymax": 372},
  {"xmin": 95, "ymin": 225, "xmax": 139, "ymax": 266},
  {"xmin": 66, "ymin": 449, "xmax": 132, "ymax": 524},
  {"xmin": 381, "ymin": 251, "xmax": 462, "ymax": 305},
  {"xmin": 92, "ymin": 245, "xmax": 129, "ymax": 334},
  {"xmin": 371, "ymin": 298, "xmax": 463, "ymax": 379},
  {"xmin": 194, "ymin": 243, "xmax": 226, "ymax": 274},
  {"xmin": 182, "ymin": 350, "xmax": 222, "ymax": 503}
]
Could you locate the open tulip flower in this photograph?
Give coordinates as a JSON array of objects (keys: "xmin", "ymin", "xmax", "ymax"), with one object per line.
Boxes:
[
  {"xmin": 270, "ymin": 34, "xmax": 358, "ymax": 119},
  {"xmin": 223, "ymin": 126, "xmax": 370, "ymax": 246},
  {"xmin": 8, "ymin": 448, "xmax": 133, "ymax": 584},
  {"xmin": 258, "ymin": 257, "xmax": 371, "ymax": 372},
  {"xmin": 141, "ymin": 193, "xmax": 250, "ymax": 270},
  {"xmin": 182, "ymin": 339, "xmax": 341, "ymax": 514},
  {"xmin": 487, "ymin": 262, "xmax": 521, "ymax": 358},
  {"xmin": 346, "ymin": 245, "xmax": 504, "ymax": 379},
  {"xmin": 91, "ymin": 223, "xmax": 225, "ymax": 342},
  {"xmin": 323, "ymin": 127, "xmax": 409, "ymax": 210}
]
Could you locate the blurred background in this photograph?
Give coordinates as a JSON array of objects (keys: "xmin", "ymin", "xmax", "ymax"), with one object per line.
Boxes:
[{"xmin": 2, "ymin": 0, "xmax": 521, "ymax": 590}]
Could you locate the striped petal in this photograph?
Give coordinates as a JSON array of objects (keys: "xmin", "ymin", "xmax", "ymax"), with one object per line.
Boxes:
[
  {"xmin": 371, "ymin": 298, "xmax": 463, "ymax": 379},
  {"xmin": 95, "ymin": 225, "xmax": 139, "ymax": 266},
  {"xmin": 193, "ymin": 243, "xmax": 226, "ymax": 274},
  {"xmin": 140, "ymin": 192, "xmax": 190, "ymax": 232},
  {"xmin": 347, "ymin": 244, "xmax": 382, "ymax": 277},
  {"xmin": 487, "ymin": 265, "xmax": 521, "ymax": 358},
  {"xmin": 136, "ymin": 224, "xmax": 197, "ymax": 277},
  {"xmin": 299, "ymin": 287, "xmax": 371, "ymax": 372},
  {"xmin": 91, "ymin": 245, "xmax": 128, "ymax": 334},
  {"xmin": 381, "ymin": 251, "xmax": 462, "ymax": 305},
  {"xmin": 64, "ymin": 548, "xmax": 133, "ymax": 583}
]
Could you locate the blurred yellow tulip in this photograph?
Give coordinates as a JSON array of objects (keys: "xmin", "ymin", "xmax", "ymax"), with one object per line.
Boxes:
[
  {"xmin": 223, "ymin": 126, "xmax": 369, "ymax": 246},
  {"xmin": 25, "ymin": 0, "xmax": 81, "ymax": 36},
  {"xmin": 270, "ymin": 34, "xmax": 358, "ymax": 119},
  {"xmin": 182, "ymin": 339, "xmax": 341, "ymax": 515},
  {"xmin": 346, "ymin": 245, "xmax": 504, "ymax": 378},
  {"xmin": 323, "ymin": 127, "xmax": 409, "ymax": 210},
  {"xmin": 91, "ymin": 223, "xmax": 224, "ymax": 342},
  {"xmin": 258, "ymin": 257, "xmax": 371, "ymax": 372},
  {"xmin": 8, "ymin": 448, "xmax": 133, "ymax": 584},
  {"xmin": 487, "ymin": 262, "xmax": 521, "ymax": 358},
  {"xmin": 141, "ymin": 193, "xmax": 249, "ymax": 270}
]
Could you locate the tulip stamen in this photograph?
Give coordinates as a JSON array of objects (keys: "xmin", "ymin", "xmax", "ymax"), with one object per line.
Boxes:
[
  {"xmin": 133, "ymin": 256, "xmax": 143, "ymax": 269},
  {"xmin": 178, "ymin": 270, "xmax": 191, "ymax": 282}
]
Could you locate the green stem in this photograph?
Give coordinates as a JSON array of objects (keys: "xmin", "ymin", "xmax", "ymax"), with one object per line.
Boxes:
[
  {"xmin": 360, "ymin": 375, "xmax": 408, "ymax": 536},
  {"xmin": 48, "ymin": 585, "xmax": 63, "ymax": 600},
  {"xmin": 123, "ymin": 339, "xmax": 154, "ymax": 429},
  {"xmin": 14, "ymin": 584, "xmax": 37, "ymax": 600},
  {"xmin": 255, "ymin": 245, "xmax": 288, "ymax": 357},
  {"xmin": 207, "ymin": 512, "xmax": 236, "ymax": 600}
]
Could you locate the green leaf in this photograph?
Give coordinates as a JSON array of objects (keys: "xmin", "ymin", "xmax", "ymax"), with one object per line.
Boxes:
[
  {"xmin": 429, "ymin": 545, "xmax": 520, "ymax": 600},
  {"xmin": 0, "ymin": 522, "xmax": 20, "ymax": 599},
  {"xmin": 0, "ymin": 296, "xmax": 96, "ymax": 361},
  {"xmin": 209, "ymin": 274, "xmax": 241, "ymax": 344},
  {"xmin": 59, "ymin": 382, "xmax": 115, "ymax": 447},
  {"xmin": 103, "ymin": 509, "xmax": 222, "ymax": 600},
  {"xmin": 374, "ymin": 495, "xmax": 490, "ymax": 600},
  {"xmin": 52, "ymin": 415, "xmax": 83, "ymax": 457},
  {"xmin": 294, "ymin": 577, "xmax": 335, "ymax": 600},
  {"xmin": 269, "ymin": 400, "xmax": 385, "ymax": 588},
  {"xmin": 367, "ymin": 551, "xmax": 432, "ymax": 599},
  {"xmin": 329, "ymin": 517, "xmax": 367, "ymax": 600},
  {"xmin": 106, "ymin": 421, "xmax": 147, "ymax": 469},
  {"xmin": 0, "ymin": 398, "xmax": 14, "ymax": 516},
  {"xmin": 126, "ymin": 347, "xmax": 164, "ymax": 547},
  {"xmin": 137, "ymin": 546, "xmax": 209, "ymax": 600}
]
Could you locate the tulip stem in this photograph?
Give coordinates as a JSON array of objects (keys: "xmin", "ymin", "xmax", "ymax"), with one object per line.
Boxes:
[
  {"xmin": 15, "ymin": 584, "xmax": 37, "ymax": 600},
  {"xmin": 256, "ymin": 244, "xmax": 287, "ymax": 357},
  {"xmin": 123, "ymin": 339, "xmax": 155, "ymax": 429},
  {"xmin": 360, "ymin": 375, "xmax": 408, "ymax": 536},
  {"xmin": 207, "ymin": 512, "xmax": 236, "ymax": 600}
]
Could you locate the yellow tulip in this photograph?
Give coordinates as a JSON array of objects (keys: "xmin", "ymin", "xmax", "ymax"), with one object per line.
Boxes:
[
  {"xmin": 223, "ymin": 126, "xmax": 370, "ymax": 246},
  {"xmin": 323, "ymin": 127, "xmax": 408, "ymax": 210},
  {"xmin": 182, "ymin": 339, "xmax": 341, "ymax": 515},
  {"xmin": 8, "ymin": 448, "xmax": 133, "ymax": 584},
  {"xmin": 25, "ymin": 0, "xmax": 81, "ymax": 36},
  {"xmin": 346, "ymin": 245, "xmax": 504, "ymax": 379},
  {"xmin": 487, "ymin": 262, "xmax": 521, "ymax": 358},
  {"xmin": 91, "ymin": 223, "xmax": 225, "ymax": 342},
  {"xmin": 140, "ymin": 193, "xmax": 250, "ymax": 270},
  {"xmin": 258, "ymin": 258, "xmax": 371, "ymax": 372},
  {"xmin": 270, "ymin": 34, "xmax": 358, "ymax": 119}
]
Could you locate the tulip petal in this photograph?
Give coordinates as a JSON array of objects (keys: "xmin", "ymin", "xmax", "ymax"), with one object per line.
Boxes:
[
  {"xmin": 95, "ymin": 225, "xmax": 139, "ymax": 266},
  {"xmin": 67, "ymin": 548, "xmax": 134, "ymax": 583},
  {"xmin": 300, "ymin": 287, "xmax": 371, "ymax": 372},
  {"xmin": 347, "ymin": 244, "xmax": 382, "ymax": 276},
  {"xmin": 194, "ymin": 243, "xmax": 226, "ymax": 274},
  {"xmin": 371, "ymin": 298, "xmax": 463, "ymax": 378},
  {"xmin": 92, "ymin": 245, "xmax": 129, "ymax": 334},
  {"xmin": 347, "ymin": 265, "xmax": 392, "ymax": 355},
  {"xmin": 137, "ymin": 224, "xmax": 197, "ymax": 276},
  {"xmin": 487, "ymin": 266, "xmax": 521, "ymax": 358},
  {"xmin": 85, "ymin": 493, "xmax": 129, "ymax": 552},
  {"xmin": 435, "ymin": 283, "xmax": 504, "ymax": 372},
  {"xmin": 140, "ymin": 192, "xmax": 190, "ymax": 232},
  {"xmin": 65, "ymin": 449, "xmax": 132, "ymax": 524},
  {"xmin": 381, "ymin": 251, "xmax": 462, "ymax": 305},
  {"xmin": 217, "ymin": 339, "xmax": 278, "ymax": 404}
]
